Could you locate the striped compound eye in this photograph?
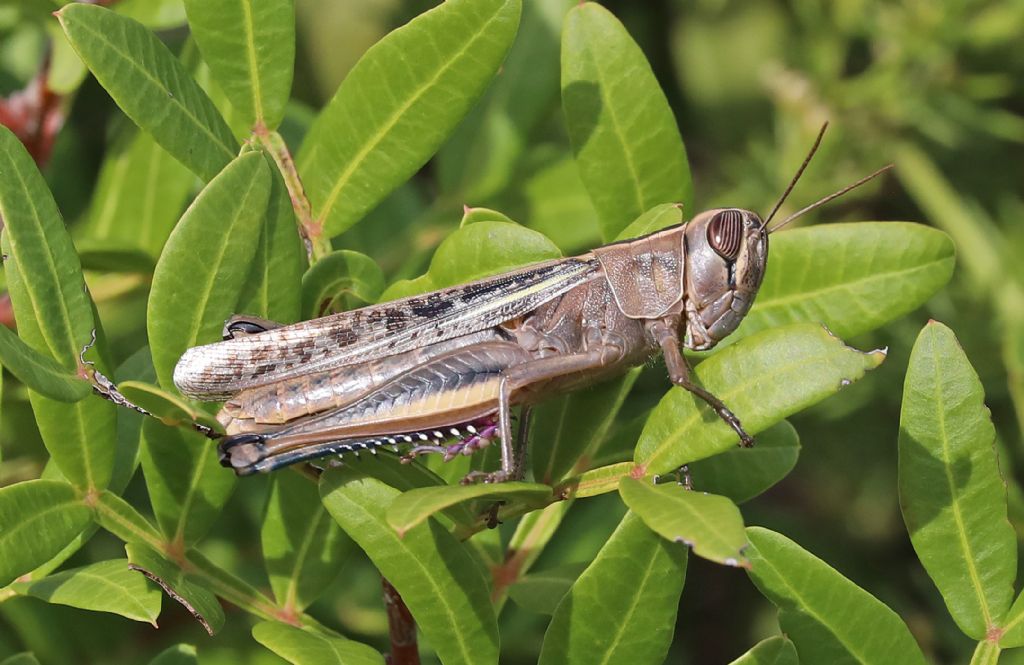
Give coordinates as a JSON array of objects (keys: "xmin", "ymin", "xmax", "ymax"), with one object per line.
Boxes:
[{"xmin": 707, "ymin": 209, "xmax": 744, "ymax": 260}]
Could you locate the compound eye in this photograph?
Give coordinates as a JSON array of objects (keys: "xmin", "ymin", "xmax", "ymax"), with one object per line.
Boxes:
[{"xmin": 706, "ymin": 209, "xmax": 744, "ymax": 260}]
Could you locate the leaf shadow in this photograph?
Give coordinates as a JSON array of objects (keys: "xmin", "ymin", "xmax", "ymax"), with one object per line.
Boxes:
[
  {"xmin": 898, "ymin": 426, "xmax": 976, "ymax": 531},
  {"xmin": 562, "ymin": 80, "xmax": 602, "ymax": 154}
]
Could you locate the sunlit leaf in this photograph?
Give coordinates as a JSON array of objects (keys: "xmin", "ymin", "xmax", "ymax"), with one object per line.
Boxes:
[
  {"xmin": 613, "ymin": 203, "xmax": 684, "ymax": 241},
  {"xmin": 320, "ymin": 469, "xmax": 499, "ymax": 665},
  {"xmin": 727, "ymin": 636, "xmax": 799, "ymax": 665},
  {"xmin": 57, "ymin": 4, "xmax": 238, "ymax": 181},
  {"xmin": 252, "ymin": 622, "xmax": 384, "ymax": 665},
  {"xmin": 386, "ymin": 482, "xmax": 552, "ymax": 536},
  {"xmin": 147, "ymin": 151, "xmax": 270, "ymax": 389},
  {"xmin": 619, "ymin": 478, "xmax": 748, "ymax": 567},
  {"xmin": 0, "ymin": 480, "xmax": 91, "ymax": 587},
  {"xmin": 746, "ymin": 527, "xmax": 927, "ymax": 665},
  {"xmin": 561, "ymin": 2, "xmax": 692, "ymax": 240},
  {"xmin": 688, "ymin": 420, "xmax": 800, "ymax": 504},
  {"xmin": 539, "ymin": 512, "xmax": 686, "ymax": 664},
  {"xmin": 183, "ymin": 0, "xmax": 294, "ymax": 130},
  {"xmin": 298, "ymin": 0, "xmax": 523, "ymax": 237},
  {"xmin": 126, "ymin": 542, "xmax": 225, "ymax": 635},
  {"xmin": 0, "ymin": 325, "xmax": 90, "ymax": 402},
  {"xmin": 18, "ymin": 559, "xmax": 161, "ymax": 624},
  {"xmin": 635, "ymin": 323, "xmax": 885, "ymax": 475},
  {"xmin": 300, "ymin": 250, "xmax": 383, "ymax": 319},
  {"xmin": 899, "ymin": 321, "xmax": 1015, "ymax": 638}
]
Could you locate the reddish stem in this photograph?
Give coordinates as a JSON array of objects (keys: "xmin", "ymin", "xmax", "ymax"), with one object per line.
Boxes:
[{"xmin": 382, "ymin": 578, "xmax": 420, "ymax": 665}]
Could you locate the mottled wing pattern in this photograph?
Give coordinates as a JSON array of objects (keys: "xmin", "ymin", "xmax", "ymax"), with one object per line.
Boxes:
[{"xmin": 174, "ymin": 258, "xmax": 600, "ymax": 399}]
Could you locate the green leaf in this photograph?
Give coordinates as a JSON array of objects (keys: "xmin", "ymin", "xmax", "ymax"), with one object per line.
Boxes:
[
  {"xmin": 734, "ymin": 223, "xmax": 955, "ymax": 344},
  {"xmin": 18, "ymin": 559, "xmax": 161, "ymax": 624},
  {"xmin": 0, "ymin": 655, "xmax": 40, "ymax": 665},
  {"xmin": 140, "ymin": 419, "xmax": 235, "ymax": 548},
  {"xmin": 57, "ymin": 4, "xmax": 238, "ymax": 181},
  {"xmin": 539, "ymin": 512, "xmax": 686, "ymax": 665},
  {"xmin": 899, "ymin": 321, "xmax": 1016, "ymax": 638},
  {"xmin": 252, "ymin": 622, "xmax": 384, "ymax": 665},
  {"xmin": 0, "ymin": 325, "xmax": 90, "ymax": 402},
  {"xmin": 115, "ymin": 0, "xmax": 188, "ymax": 30},
  {"xmin": 125, "ymin": 542, "xmax": 225, "ymax": 635},
  {"xmin": 745, "ymin": 527, "xmax": 927, "ymax": 665},
  {"xmin": 147, "ymin": 151, "xmax": 270, "ymax": 390},
  {"xmin": 507, "ymin": 562, "xmax": 585, "ymax": 615},
  {"xmin": 386, "ymin": 482, "xmax": 552, "ymax": 536},
  {"xmin": 379, "ymin": 221, "xmax": 561, "ymax": 301},
  {"xmin": 75, "ymin": 243, "xmax": 157, "ymax": 273},
  {"xmin": 613, "ymin": 202, "xmax": 685, "ymax": 242},
  {"xmin": 117, "ymin": 381, "xmax": 221, "ymax": 431},
  {"xmin": 688, "ymin": 420, "xmax": 800, "ymax": 504},
  {"xmin": 262, "ymin": 472, "xmax": 350, "ymax": 613},
  {"xmin": 77, "ymin": 126, "xmax": 194, "ymax": 258},
  {"xmin": 635, "ymin": 323, "xmax": 885, "ymax": 475},
  {"xmin": 0, "ymin": 125, "xmax": 94, "ymax": 370},
  {"xmin": 557, "ymin": 462, "xmax": 635, "ymax": 499},
  {"xmin": 298, "ymin": 0, "xmax": 523, "ymax": 237},
  {"xmin": 0, "ymin": 480, "xmax": 91, "ymax": 587},
  {"xmin": 619, "ymin": 478, "xmax": 748, "ymax": 567},
  {"xmin": 998, "ymin": 592, "xmax": 1024, "ymax": 647},
  {"xmin": 300, "ymin": 250, "xmax": 384, "ymax": 319},
  {"xmin": 320, "ymin": 469, "xmax": 499, "ymax": 665},
  {"xmin": 727, "ymin": 636, "xmax": 799, "ymax": 665},
  {"xmin": 148, "ymin": 644, "xmax": 197, "ymax": 665},
  {"xmin": 94, "ymin": 490, "xmax": 164, "ymax": 548},
  {"xmin": 183, "ymin": 0, "xmax": 294, "ymax": 130},
  {"xmin": 561, "ymin": 2, "xmax": 692, "ymax": 240},
  {"xmin": 436, "ymin": 0, "xmax": 569, "ymax": 201},
  {"xmin": 237, "ymin": 164, "xmax": 306, "ymax": 323},
  {"xmin": 532, "ymin": 368, "xmax": 640, "ymax": 484},
  {"xmin": 460, "ymin": 206, "xmax": 516, "ymax": 227}
]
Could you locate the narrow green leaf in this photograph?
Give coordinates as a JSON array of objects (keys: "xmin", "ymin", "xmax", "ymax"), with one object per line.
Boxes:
[
  {"xmin": 126, "ymin": 542, "xmax": 225, "ymax": 635},
  {"xmin": 437, "ymin": 0, "xmax": 570, "ymax": 201},
  {"xmin": 539, "ymin": 512, "xmax": 686, "ymax": 665},
  {"xmin": 183, "ymin": 0, "xmax": 295, "ymax": 130},
  {"xmin": 0, "ymin": 325, "xmax": 90, "ymax": 402},
  {"xmin": 746, "ymin": 527, "xmax": 927, "ymax": 665},
  {"xmin": 18, "ymin": 559, "xmax": 161, "ymax": 624},
  {"xmin": 969, "ymin": 640, "xmax": 1001, "ymax": 665},
  {"xmin": 557, "ymin": 462, "xmax": 635, "ymax": 499},
  {"xmin": 688, "ymin": 420, "xmax": 800, "ymax": 504},
  {"xmin": 238, "ymin": 165, "xmax": 306, "ymax": 324},
  {"xmin": 531, "ymin": 368, "xmax": 640, "ymax": 484},
  {"xmin": 320, "ymin": 469, "xmax": 499, "ymax": 665},
  {"xmin": 94, "ymin": 490, "xmax": 164, "ymax": 548},
  {"xmin": 252, "ymin": 622, "xmax": 384, "ymax": 665},
  {"xmin": 300, "ymin": 250, "xmax": 384, "ymax": 319},
  {"xmin": 507, "ymin": 562, "xmax": 585, "ymax": 615},
  {"xmin": 379, "ymin": 221, "xmax": 561, "ymax": 301},
  {"xmin": 613, "ymin": 202, "xmax": 684, "ymax": 242},
  {"xmin": 75, "ymin": 243, "xmax": 157, "ymax": 273},
  {"xmin": 57, "ymin": 4, "xmax": 238, "ymax": 181},
  {"xmin": 899, "ymin": 321, "xmax": 1016, "ymax": 638},
  {"xmin": 148, "ymin": 644, "xmax": 197, "ymax": 665},
  {"xmin": 0, "ymin": 480, "xmax": 91, "ymax": 587},
  {"xmin": 635, "ymin": 323, "xmax": 885, "ymax": 475},
  {"xmin": 386, "ymin": 482, "xmax": 552, "ymax": 536},
  {"xmin": 561, "ymin": 2, "xmax": 692, "ymax": 240},
  {"xmin": 619, "ymin": 478, "xmax": 748, "ymax": 567},
  {"xmin": 734, "ymin": 223, "xmax": 955, "ymax": 344},
  {"xmin": 298, "ymin": 0, "xmax": 523, "ymax": 237},
  {"xmin": 117, "ymin": 381, "xmax": 221, "ymax": 432},
  {"xmin": 186, "ymin": 549, "xmax": 281, "ymax": 620},
  {"xmin": 140, "ymin": 419, "xmax": 235, "ymax": 548},
  {"xmin": 998, "ymin": 591, "xmax": 1024, "ymax": 647},
  {"xmin": 147, "ymin": 151, "xmax": 270, "ymax": 390},
  {"xmin": 262, "ymin": 472, "xmax": 351, "ymax": 612},
  {"xmin": 460, "ymin": 207, "xmax": 516, "ymax": 227},
  {"xmin": 727, "ymin": 636, "xmax": 799, "ymax": 665},
  {"xmin": 0, "ymin": 655, "xmax": 40, "ymax": 665},
  {"xmin": 77, "ymin": 126, "xmax": 194, "ymax": 258}
]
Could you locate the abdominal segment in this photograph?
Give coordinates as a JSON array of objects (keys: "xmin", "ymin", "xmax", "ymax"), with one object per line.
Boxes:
[{"xmin": 218, "ymin": 341, "xmax": 532, "ymax": 474}]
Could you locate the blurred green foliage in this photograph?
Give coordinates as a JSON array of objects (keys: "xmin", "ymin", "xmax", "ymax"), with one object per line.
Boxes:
[{"xmin": 0, "ymin": 0, "xmax": 1021, "ymax": 664}]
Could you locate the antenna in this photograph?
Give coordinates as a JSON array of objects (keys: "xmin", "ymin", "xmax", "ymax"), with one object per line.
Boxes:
[
  {"xmin": 766, "ymin": 164, "xmax": 893, "ymax": 234},
  {"xmin": 762, "ymin": 122, "xmax": 829, "ymax": 228}
]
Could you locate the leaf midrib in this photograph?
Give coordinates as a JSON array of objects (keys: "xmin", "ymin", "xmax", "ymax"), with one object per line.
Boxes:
[
  {"xmin": 594, "ymin": 529, "xmax": 664, "ymax": 665},
  {"xmin": 239, "ymin": 0, "xmax": 265, "ymax": 124}
]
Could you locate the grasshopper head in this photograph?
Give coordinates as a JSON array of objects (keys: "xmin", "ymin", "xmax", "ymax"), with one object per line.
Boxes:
[{"xmin": 682, "ymin": 208, "xmax": 768, "ymax": 351}]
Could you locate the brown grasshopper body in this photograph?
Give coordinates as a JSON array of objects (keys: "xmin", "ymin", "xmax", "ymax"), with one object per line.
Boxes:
[{"xmin": 174, "ymin": 210, "xmax": 768, "ymax": 480}]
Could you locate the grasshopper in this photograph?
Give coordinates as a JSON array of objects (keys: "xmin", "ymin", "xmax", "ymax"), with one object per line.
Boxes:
[{"xmin": 162, "ymin": 125, "xmax": 889, "ymax": 483}]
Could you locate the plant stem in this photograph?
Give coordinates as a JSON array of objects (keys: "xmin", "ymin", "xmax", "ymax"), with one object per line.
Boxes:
[
  {"xmin": 382, "ymin": 577, "xmax": 420, "ymax": 665},
  {"xmin": 970, "ymin": 639, "xmax": 1001, "ymax": 665}
]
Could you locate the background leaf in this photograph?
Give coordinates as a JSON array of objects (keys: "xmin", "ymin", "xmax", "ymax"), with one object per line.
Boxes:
[
  {"xmin": 0, "ymin": 480, "xmax": 91, "ymax": 587},
  {"xmin": 899, "ymin": 321, "xmax": 1016, "ymax": 638},
  {"xmin": 57, "ymin": 4, "xmax": 238, "ymax": 181},
  {"xmin": 147, "ymin": 150, "xmax": 270, "ymax": 390},
  {"xmin": 300, "ymin": 249, "xmax": 383, "ymax": 319},
  {"xmin": 619, "ymin": 478, "xmax": 748, "ymax": 567},
  {"xmin": 297, "ymin": 0, "xmax": 523, "ymax": 237},
  {"xmin": 746, "ymin": 527, "xmax": 928, "ymax": 665},
  {"xmin": 252, "ymin": 622, "xmax": 384, "ymax": 665},
  {"xmin": 183, "ymin": 0, "xmax": 295, "ymax": 130},
  {"xmin": 320, "ymin": 469, "xmax": 499, "ymax": 665},
  {"xmin": 539, "ymin": 512, "xmax": 686, "ymax": 665},
  {"xmin": 727, "ymin": 636, "xmax": 799, "ymax": 665},
  {"xmin": 635, "ymin": 323, "xmax": 885, "ymax": 475},
  {"xmin": 561, "ymin": 2, "xmax": 692, "ymax": 240},
  {"xmin": 148, "ymin": 645, "xmax": 197, "ymax": 665}
]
